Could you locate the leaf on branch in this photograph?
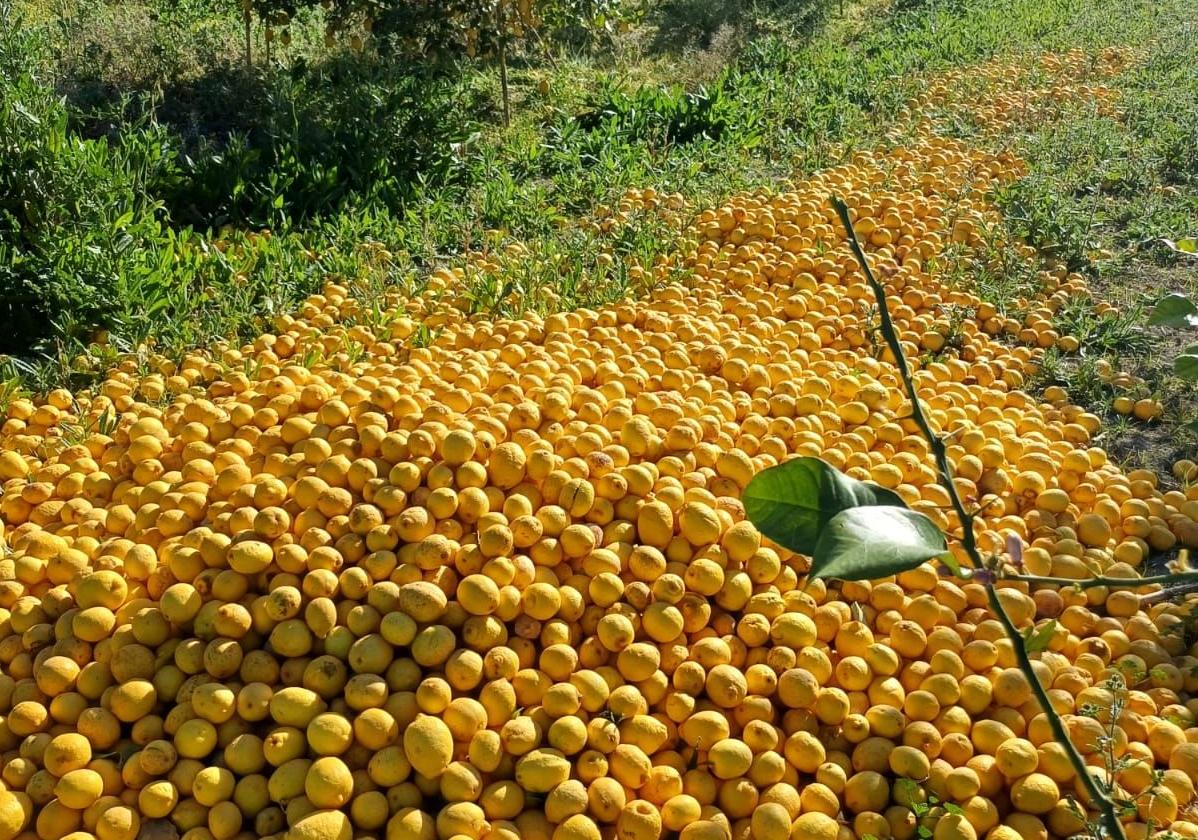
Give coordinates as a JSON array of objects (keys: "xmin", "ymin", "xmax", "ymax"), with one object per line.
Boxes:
[
  {"xmin": 1148, "ymin": 293, "xmax": 1198, "ymax": 328},
  {"xmin": 743, "ymin": 456, "xmax": 906, "ymax": 555},
  {"xmin": 938, "ymin": 552, "xmax": 963, "ymax": 577},
  {"xmin": 809, "ymin": 506, "xmax": 948, "ymax": 581},
  {"xmin": 1022, "ymin": 619, "xmax": 1058, "ymax": 654}
]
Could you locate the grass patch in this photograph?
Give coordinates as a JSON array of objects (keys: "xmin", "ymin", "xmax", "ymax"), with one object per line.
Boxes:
[
  {"xmin": 988, "ymin": 18, "xmax": 1198, "ymax": 472},
  {"xmin": 996, "ymin": 24, "xmax": 1198, "ymax": 269}
]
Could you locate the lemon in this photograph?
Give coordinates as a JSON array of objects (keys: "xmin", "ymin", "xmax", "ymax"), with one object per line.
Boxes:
[{"xmin": 403, "ymin": 715, "xmax": 454, "ymax": 778}]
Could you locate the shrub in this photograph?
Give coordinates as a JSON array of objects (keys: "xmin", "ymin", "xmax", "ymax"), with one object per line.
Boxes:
[{"xmin": 0, "ymin": 16, "xmax": 181, "ymax": 353}]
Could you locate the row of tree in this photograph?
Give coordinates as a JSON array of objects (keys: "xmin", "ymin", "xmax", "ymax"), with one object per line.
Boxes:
[{"xmin": 242, "ymin": 0, "xmax": 629, "ymax": 122}]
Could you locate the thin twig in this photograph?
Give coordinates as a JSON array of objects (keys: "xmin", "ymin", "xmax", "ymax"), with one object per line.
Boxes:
[
  {"xmin": 832, "ymin": 194, "xmax": 1129, "ymax": 840},
  {"xmin": 832, "ymin": 199, "xmax": 979, "ymax": 563},
  {"xmin": 1142, "ymin": 581, "xmax": 1198, "ymax": 604},
  {"xmin": 1009, "ymin": 570, "xmax": 1198, "ymax": 590}
]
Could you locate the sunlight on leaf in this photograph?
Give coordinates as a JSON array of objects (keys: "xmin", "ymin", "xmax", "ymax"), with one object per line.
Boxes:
[
  {"xmin": 1023, "ymin": 620, "xmax": 1058, "ymax": 654},
  {"xmin": 809, "ymin": 506, "xmax": 947, "ymax": 581},
  {"xmin": 1161, "ymin": 237, "xmax": 1198, "ymax": 257},
  {"xmin": 743, "ymin": 457, "xmax": 905, "ymax": 556},
  {"xmin": 1177, "ymin": 352, "xmax": 1198, "ymax": 382},
  {"xmin": 1149, "ymin": 293, "xmax": 1198, "ymax": 328}
]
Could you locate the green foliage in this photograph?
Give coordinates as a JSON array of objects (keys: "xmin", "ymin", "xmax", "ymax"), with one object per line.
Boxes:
[
  {"xmin": 248, "ymin": 0, "xmax": 626, "ymax": 57},
  {"xmin": 158, "ymin": 59, "xmax": 477, "ymax": 228},
  {"xmin": 1147, "ymin": 292, "xmax": 1198, "ymax": 430},
  {"xmin": 743, "ymin": 456, "xmax": 945, "ymax": 581},
  {"xmin": 743, "ymin": 457, "xmax": 904, "ymax": 553},
  {"xmin": 807, "ymin": 507, "xmax": 948, "ymax": 581},
  {"xmin": 1051, "ymin": 294, "xmax": 1155, "ymax": 358},
  {"xmin": 3, "ymin": 0, "xmax": 1195, "ymax": 397},
  {"xmin": 1149, "ymin": 293, "xmax": 1198, "ymax": 328},
  {"xmin": 0, "ymin": 5, "xmax": 419, "ymax": 370},
  {"xmin": 50, "ymin": 0, "xmax": 260, "ymax": 100},
  {"xmin": 0, "ymin": 13, "xmax": 176, "ymax": 352},
  {"xmin": 1162, "ymin": 238, "xmax": 1198, "ymax": 257},
  {"xmin": 1177, "ymin": 347, "xmax": 1198, "ymax": 383},
  {"xmin": 574, "ymin": 80, "xmax": 759, "ymax": 148},
  {"xmin": 378, "ymin": 0, "xmax": 625, "ymax": 55},
  {"xmin": 1022, "ymin": 620, "xmax": 1058, "ymax": 654},
  {"xmin": 996, "ymin": 28, "xmax": 1198, "ymax": 271},
  {"xmin": 987, "ymin": 20, "xmax": 1198, "ymax": 469},
  {"xmin": 995, "ymin": 174, "xmax": 1097, "ymax": 271}
]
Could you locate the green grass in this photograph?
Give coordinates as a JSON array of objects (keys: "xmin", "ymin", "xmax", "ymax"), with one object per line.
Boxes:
[
  {"xmin": 998, "ymin": 34, "xmax": 1198, "ymax": 268},
  {"xmin": 1, "ymin": 0, "xmax": 1196, "ymax": 402},
  {"xmin": 981, "ymin": 18, "xmax": 1198, "ymax": 471}
]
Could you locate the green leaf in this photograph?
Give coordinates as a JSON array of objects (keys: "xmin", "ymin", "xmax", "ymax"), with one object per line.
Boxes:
[
  {"xmin": 743, "ymin": 456, "xmax": 906, "ymax": 555},
  {"xmin": 938, "ymin": 552, "xmax": 962, "ymax": 577},
  {"xmin": 1162, "ymin": 237, "xmax": 1198, "ymax": 256},
  {"xmin": 809, "ymin": 506, "xmax": 947, "ymax": 581},
  {"xmin": 1022, "ymin": 619, "xmax": 1058, "ymax": 654},
  {"xmin": 12, "ymin": 100, "xmax": 41, "ymax": 126},
  {"xmin": 1148, "ymin": 293, "xmax": 1198, "ymax": 328},
  {"xmin": 1177, "ymin": 353, "xmax": 1198, "ymax": 382}
]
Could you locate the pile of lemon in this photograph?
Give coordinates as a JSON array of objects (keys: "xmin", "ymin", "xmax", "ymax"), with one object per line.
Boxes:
[
  {"xmin": 2, "ymin": 49, "xmax": 1198, "ymax": 840},
  {"xmin": 906, "ymin": 48, "xmax": 1129, "ymax": 137}
]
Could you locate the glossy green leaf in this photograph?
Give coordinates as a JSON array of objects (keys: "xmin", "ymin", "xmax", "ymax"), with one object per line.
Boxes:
[
  {"xmin": 1148, "ymin": 293, "xmax": 1198, "ymax": 328},
  {"xmin": 808, "ymin": 506, "xmax": 947, "ymax": 581},
  {"xmin": 1177, "ymin": 353, "xmax": 1198, "ymax": 382},
  {"xmin": 743, "ymin": 456, "xmax": 905, "ymax": 555}
]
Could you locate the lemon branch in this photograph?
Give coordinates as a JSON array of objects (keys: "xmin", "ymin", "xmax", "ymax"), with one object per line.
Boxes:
[
  {"xmin": 831, "ymin": 198, "xmax": 980, "ymax": 566},
  {"xmin": 832, "ymin": 195, "xmax": 1129, "ymax": 840},
  {"xmin": 1007, "ymin": 568, "xmax": 1198, "ymax": 589}
]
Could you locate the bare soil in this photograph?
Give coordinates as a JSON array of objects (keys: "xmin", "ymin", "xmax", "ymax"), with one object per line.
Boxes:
[{"xmin": 1090, "ymin": 258, "xmax": 1198, "ymax": 480}]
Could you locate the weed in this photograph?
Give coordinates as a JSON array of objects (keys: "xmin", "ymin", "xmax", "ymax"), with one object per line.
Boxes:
[
  {"xmin": 950, "ymin": 12, "xmax": 1198, "ymax": 476},
  {"xmin": 409, "ymin": 323, "xmax": 442, "ymax": 349},
  {"xmin": 57, "ymin": 404, "xmax": 117, "ymax": 446},
  {"xmin": 1053, "ymin": 296, "xmax": 1152, "ymax": 356}
]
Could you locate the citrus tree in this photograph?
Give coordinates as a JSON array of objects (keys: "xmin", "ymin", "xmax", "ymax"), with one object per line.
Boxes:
[{"xmin": 244, "ymin": 0, "xmax": 627, "ymax": 123}]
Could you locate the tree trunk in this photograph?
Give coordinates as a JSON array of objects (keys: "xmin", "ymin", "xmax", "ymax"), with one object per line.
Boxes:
[
  {"xmin": 244, "ymin": 7, "xmax": 252, "ymax": 67},
  {"xmin": 496, "ymin": 4, "xmax": 511, "ymax": 127},
  {"xmin": 499, "ymin": 41, "xmax": 511, "ymax": 127}
]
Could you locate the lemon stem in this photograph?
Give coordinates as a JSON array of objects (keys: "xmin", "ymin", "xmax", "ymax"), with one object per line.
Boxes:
[
  {"xmin": 1008, "ymin": 570, "xmax": 1198, "ymax": 589},
  {"xmin": 832, "ymin": 194, "xmax": 1129, "ymax": 840}
]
